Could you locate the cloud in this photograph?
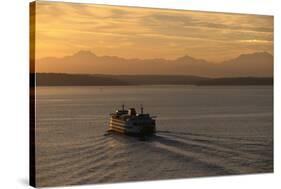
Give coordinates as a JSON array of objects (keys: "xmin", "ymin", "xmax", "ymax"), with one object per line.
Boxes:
[{"xmin": 34, "ymin": 1, "xmax": 273, "ymax": 62}]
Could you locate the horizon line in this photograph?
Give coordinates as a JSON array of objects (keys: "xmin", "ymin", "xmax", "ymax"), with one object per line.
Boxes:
[{"xmin": 33, "ymin": 72, "xmax": 274, "ymax": 79}]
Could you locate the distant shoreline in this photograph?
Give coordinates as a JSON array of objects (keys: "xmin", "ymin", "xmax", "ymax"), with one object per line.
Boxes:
[{"xmin": 32, "ymin": 73, "xmax": 273, "ymax": 86}]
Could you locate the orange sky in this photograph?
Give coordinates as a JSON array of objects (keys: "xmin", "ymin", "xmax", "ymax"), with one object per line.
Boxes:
[{"xmin": 34, "ymin": 1, "xmax": 273, "ymax": 62}]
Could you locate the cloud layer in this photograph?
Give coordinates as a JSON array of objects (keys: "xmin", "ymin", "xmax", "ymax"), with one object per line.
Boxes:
[{"xmin": 34, "ymin": 1, "xmax": 273, "ymax": 62}]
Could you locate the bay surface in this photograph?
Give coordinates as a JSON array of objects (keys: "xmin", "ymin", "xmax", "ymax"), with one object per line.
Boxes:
[{"xmin": 35, "ymin": 85, "xmax": 273, "ymax": 187}]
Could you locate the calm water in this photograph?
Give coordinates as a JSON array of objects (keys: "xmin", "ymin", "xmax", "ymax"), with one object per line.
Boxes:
[{"xmin": 35, "ymin": 85, "xmax": 273, "ymax": 187}]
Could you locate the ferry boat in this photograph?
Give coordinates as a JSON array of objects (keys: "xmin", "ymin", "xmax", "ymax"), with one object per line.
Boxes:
[{"xmin": 108, "ymin": 105, "xmax": 156, "ymax": 136}]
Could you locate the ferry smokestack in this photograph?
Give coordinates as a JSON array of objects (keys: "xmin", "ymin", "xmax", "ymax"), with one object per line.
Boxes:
[
  {"xmin": 141, "ymin": 104, "xmax": 143, "ymax": 114},
  {"xmin": 129, "ymin": 108, "xmax": 136, "ymax": 116},
  {"xmin": 122, "ymin": 104, "xmax": 125, "ymax": 111}
]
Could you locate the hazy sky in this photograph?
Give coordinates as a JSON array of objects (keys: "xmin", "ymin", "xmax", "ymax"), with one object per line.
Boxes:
[{"xmin": 34, "ymin": 1, "xmax": 273, "ymax": 62}]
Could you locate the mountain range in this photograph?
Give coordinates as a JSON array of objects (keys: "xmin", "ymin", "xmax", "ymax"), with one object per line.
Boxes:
[{"xmin": 37, "ymin": 51, "xmax": 273, "ymax": 77}]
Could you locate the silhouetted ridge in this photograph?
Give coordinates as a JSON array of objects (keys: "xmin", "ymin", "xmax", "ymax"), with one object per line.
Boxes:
[
  {"xmin": 35, "ymin": 73, "xmax": 129, "ymax": 86},
  {"xmin": 196, "ymin": 77, "xmax": 273, "ymax": 86},
  {"xmin": 34, "ymin": 73, "xmax": 273, "ymax": 86}
]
